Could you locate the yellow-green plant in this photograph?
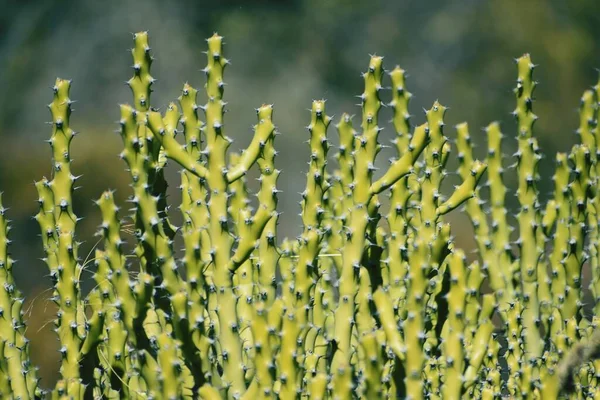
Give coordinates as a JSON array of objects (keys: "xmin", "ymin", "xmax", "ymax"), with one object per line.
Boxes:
[{"xmin": 0, "ymin": 32, "xmax": 598, "ymax": 400}]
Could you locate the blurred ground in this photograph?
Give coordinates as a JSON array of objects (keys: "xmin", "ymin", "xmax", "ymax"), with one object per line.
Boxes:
[{"xmin": 1, "ymin": 0, "xmax": 600, "ymax": 387}]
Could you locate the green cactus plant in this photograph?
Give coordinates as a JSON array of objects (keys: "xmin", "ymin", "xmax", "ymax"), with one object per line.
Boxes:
[{"xmin": 0, "ymin": 30, "xmax": 599, "ymax": 400}]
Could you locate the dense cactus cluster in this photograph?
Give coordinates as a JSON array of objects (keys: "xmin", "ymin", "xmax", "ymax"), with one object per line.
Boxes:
[{"xmin": 0, "ymin": 31, "xmax": 599, "ymax": 399}]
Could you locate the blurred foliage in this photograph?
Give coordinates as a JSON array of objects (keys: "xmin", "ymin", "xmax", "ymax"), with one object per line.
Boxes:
[{"xmin": 1, "ymin": 0, "xmax": 600, "ymax": 388}]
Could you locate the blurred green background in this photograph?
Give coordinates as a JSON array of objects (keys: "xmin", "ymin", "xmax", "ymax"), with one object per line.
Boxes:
[{"xmin": 1, "ymin": 0, "xmax": 600, "ymax": 388}]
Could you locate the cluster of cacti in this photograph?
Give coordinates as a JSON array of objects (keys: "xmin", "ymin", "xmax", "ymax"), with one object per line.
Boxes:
[{"xmin": 1, "ymin": 31, "xmax": 600, "ymax": 399}]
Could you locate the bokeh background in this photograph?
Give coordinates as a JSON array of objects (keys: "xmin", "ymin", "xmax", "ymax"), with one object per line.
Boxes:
[{"xmin": 2, "ymin": 0, "xmax": 600, "ymax": 388}]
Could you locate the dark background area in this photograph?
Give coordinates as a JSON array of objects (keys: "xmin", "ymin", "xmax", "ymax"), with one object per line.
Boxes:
[{"xmin": 1, "ymin": 0, "xmax": 599, "ymax": 387}]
